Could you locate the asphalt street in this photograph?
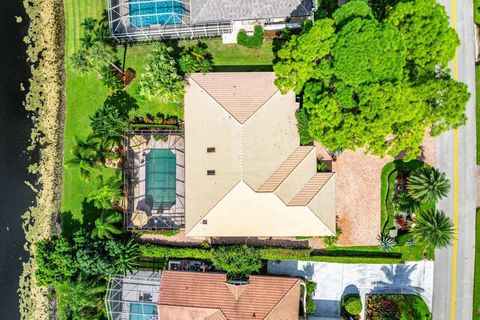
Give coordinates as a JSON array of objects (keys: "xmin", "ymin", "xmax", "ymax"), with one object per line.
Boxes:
[{"xmin": 433, "ymin": 0, "xmax": 477, "ymax": 318}]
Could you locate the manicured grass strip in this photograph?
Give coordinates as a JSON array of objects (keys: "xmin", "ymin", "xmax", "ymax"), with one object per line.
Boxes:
[
  {"xmin": 476, "ymin": 66, "xmax": 480, "ymax": 164},
  {"xmin": 473, "ymin": 209, "xmax": 480, "ymax": 319}
]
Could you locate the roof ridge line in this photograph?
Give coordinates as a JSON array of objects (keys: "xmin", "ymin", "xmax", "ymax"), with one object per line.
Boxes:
[{"xmin": 264, "ymin": 279, "xmax": 301, "ymax": 318}]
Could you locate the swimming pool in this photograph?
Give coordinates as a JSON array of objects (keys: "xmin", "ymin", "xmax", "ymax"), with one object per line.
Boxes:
[
  {"xmin": 129, "ymin": 0, "xmax": 184, "ymax": 27},
  {"xmin": 129, "ymin": 303, "xmax": 158, "ymax": 320},
  {"xmin": 146, "ymin": 149, "xmax": 176, "ymax": 210}
]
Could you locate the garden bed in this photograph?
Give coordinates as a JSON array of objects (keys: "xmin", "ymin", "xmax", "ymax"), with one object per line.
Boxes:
[{"xmin": 365, "ymin": 294, "xmax": 431, "ymax": 320}]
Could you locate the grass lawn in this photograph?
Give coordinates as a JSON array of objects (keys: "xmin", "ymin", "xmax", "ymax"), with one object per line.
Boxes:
[
  {"xmin": 473, "ymin": 209, "xmax": 480, "ymax": 319},
  {"xmin": 62, "ymin": 1, "xmax": 276, "ymax": 222},
  {"xmin": 476, "ymin": 65, "xmax": 480, "ymax": 164}
]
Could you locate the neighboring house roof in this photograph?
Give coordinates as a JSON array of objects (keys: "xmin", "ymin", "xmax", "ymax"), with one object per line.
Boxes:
[
  {"xmin": 189, "ymin": 0, "xmax": 315, "ymax": 24},
  {"xmin": 158, "ymin": 271, "xmax": 300, "ymax": 320},
  {"xmin": 184, "ymin": 72, "xmax": 336, "ymax": 237}
]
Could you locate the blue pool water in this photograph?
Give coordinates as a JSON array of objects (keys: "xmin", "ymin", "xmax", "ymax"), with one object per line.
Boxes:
[
  {"xmin": 129, "ymin": 303, "xmax": 158, "ymax": 320},
  {"xmin": 129, "ymin": 0, "xmax": 184, "ymax": 27}
]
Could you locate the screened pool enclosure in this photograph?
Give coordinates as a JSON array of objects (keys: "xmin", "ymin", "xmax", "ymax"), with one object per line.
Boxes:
[
  {"xmin": 108, "ymin": 0, "xmax": 232, "ymax": 40},
  {"xmin": 106, "ymin": 271, "xmax": 161, "ymax": 320},
  {"xmin": 124, "ymin": 129, "xmax": 185, "ymax": 231}
]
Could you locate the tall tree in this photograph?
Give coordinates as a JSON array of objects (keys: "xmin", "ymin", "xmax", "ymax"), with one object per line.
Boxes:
[
  {"xmin": 273, "ymin": 0, "xmax": 469, "ymax": 160},
  {"xmin": 273, "ymin": 18, "xmax": 336, "ymax": 94},
  {"xmin": 412, "ymin": 209, "xmax": 454, "ymax": 249},
  {"xmin": 87, "ymin": 175, "xmax": 123, "ymax": 210},
  {"xmin": 408, "ymin": 167, "xmax": 451, "ymax": 203},
  {"xmin": 386, "ymin": 0, "xmax": 459, "ymax": 76}
]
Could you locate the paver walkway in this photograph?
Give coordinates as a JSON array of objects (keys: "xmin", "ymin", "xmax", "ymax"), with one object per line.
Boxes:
[{"xmin": 268, "ymin": 260, "xmax": 434, "ymax": 319}]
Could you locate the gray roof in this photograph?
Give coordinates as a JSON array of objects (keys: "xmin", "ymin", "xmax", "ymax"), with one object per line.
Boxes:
[{"xmin": 189, "ymin": 0, "xmax": 314, "ymax": 24}]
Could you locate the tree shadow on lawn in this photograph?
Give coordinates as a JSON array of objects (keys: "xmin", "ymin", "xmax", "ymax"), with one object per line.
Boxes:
[
  {"xmin": 61, "ymin": 198, "xmax": 114, "ymax": 235},
  {"xmin": 104, "ymin": 90, "xmax": 139, "ymax": 117}
]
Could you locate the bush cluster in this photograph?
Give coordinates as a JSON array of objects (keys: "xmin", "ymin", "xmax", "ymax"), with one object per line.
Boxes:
[
  {"xmin": 343, "ymin": 294, "xmax": 363, "ymax": 315},
  {"xmin": 237, "ymin": 25, "xmax": 264, "ymax": 47},
  {"xmin": 296, "ymin": 107, "xmax": 313, "ymax": 145}
]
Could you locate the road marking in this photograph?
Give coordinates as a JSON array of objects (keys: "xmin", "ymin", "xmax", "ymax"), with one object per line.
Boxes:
[{"xmin": 449, "ymin": 0, "xmax": 459, "ymax": 317}]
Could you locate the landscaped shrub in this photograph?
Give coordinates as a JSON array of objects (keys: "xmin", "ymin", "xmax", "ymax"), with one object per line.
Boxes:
[
  {"xmin": 322, "ymin": 225, "xmax": 342, "ymax": 247},
  {"xmin": 211, "ymin": 245, "xmax": 262, "ymax": 278},
  {"xmin": 343, "ymin": 294, "xmax": 363, "ymax": 315},
  {"xmin": 305, "ymin": 280, "xmax": 317, "ymax": 315},
  {"xmin": 366, "ymin": 295, "xmax": 431, "ymax": 320},
  {"xmin": 296, "ymin": 107, "xmax": 313, "ymax": 145},
  {"xmin": 237, "ymin": 25, "xmax": 264, "ymax": 47},
  {"xmin": 366, "ymin": 295, "xmax": 401, "ymax": 320},
  {"xmin": 179, "ymin": 42, "xmax": 214, "ymax": 74}
]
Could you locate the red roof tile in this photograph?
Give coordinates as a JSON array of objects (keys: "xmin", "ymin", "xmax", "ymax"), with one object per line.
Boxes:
[{"xmin": 158, "ymin": 271, "xmax": 300, "ymax": 320}]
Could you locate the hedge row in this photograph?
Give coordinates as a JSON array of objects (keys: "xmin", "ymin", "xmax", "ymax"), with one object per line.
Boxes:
[{"xmin": 139, "ymin": 244, "xmax": 404, "ymax": 264}]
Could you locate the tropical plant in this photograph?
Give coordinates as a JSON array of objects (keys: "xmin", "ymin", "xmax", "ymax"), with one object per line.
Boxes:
[
  {"xmin": 305, "ymin": 280, "xmax": 317, "ymax": 315},
  {"xmin": 90, "ymin": 102, "xmax": 130, "ymax": 148},
  {"xmin": 137, "ymin": 43, "xmax": 184, "ymax": 103},
  {"xmin": 179, "ymin": 42, "xmax": 214, "ymax": 74},
  {"xmin": 378, "ymin": 234, "xmax": 396, "ymax": 251},
  {"xmin": 87, "ymin": 175, "xmax": 123, "ymax": 210},
  {"xmin": 92, "ymin": 212, "xmax": 123, "ymax": 239},
  {"xmin": 412, "ymin": 209, "xmax": 454, "ymax": 249},
  {"xmin": 322, "ymin": 225, "xmax": 342, "ymax": 247},
  {"xmin": 107, "ymin": 239, "xmax": 140, "ymax": 275},
  {"xmin": 67, "ymin": 134, "xmax": 115, "ymax": 181},
  {"xmin": 211, "ymin": 245, "xmax": 262, "ymax": 278},
  {"xmin": 317, "ymin": 161, "xmax": 329, "ymax": 172},
  {"xmin": 57, "ymin": 276, "xmax": 106, "ymax": 320},
  {"xmin": 394, "ymin": 191, "xmax": 419, "ymax": 214},
  {"xmin": 407, "ymin": 167, "xmax": 451, "ymax": 203},
  {"xmin": 406, "ymin": 237, "xmax": 416, "ymax": 247},
  {"xmin": 343, "ymin": 294, "xmax": 363, "ymax": 315}
]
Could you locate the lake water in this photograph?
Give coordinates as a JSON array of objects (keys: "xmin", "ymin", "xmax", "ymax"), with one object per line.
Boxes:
[{"xmin": 0, "ymin": 0, "xmax": 35, "ymax": 319}]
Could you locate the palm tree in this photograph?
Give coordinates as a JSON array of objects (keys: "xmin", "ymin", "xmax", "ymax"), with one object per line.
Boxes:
[
  {"xmin": 412, "ymin": 209, "xmax": 454, "ymax": 249},
  {"xmin": 115, "ymin": 239, "xmax": 140, "ymax": 275},
  {"xmin": 71, "ymin": 50, "xmax": 92, "ymax": 74},
  {"xmin": 67, "ymin": 135, "xmax": 115, "ymax": 181},
  {"xmin": 394, "ymin": 192, "xmax": 420, "ymax": 214},
  {"xmin": 87, "ymin": 175, "xmax": 123, "ymax": 209},
  {"xmin": 178, "ymin": 54, "xmax": 197, "ymax": 74},
  {"xmin": 92, "ymin": 212, "xmax": 123, "ymax": 239},
  {"xmin": 408, "ymin": 167, "xmax": 451, "ymax": 203},
  {"xmin": 197, "ymin": 58, "xmax": 213, "ymax": 73},
  {"xmin": 81, "ymin": 17, "xmax": 97, "ymax": 32},
  {"xmin": 58, "ymin": 276, "xmax": 106, "ymax": 320},
  {"xmin": 90, "ymin": 105, "xmax": 128, "ymax": 147}
]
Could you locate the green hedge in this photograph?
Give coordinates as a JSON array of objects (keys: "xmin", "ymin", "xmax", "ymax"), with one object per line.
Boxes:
[
  {"xmin": 139, "ymin": 244, "xmax": 404, "ymax": 264},
  {"xmin": 237, "ymin": 26, "xmax": 264, "ymax": 48},
  {"xmin": 475, "ymin": 0, "xmax": 480, "ymax": 24},
  {"xmin": 296, "ymin": 108, "xmax": 313, "ymax": 145}
]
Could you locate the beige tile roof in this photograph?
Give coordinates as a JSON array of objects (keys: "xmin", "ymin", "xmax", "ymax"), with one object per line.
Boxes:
[
  {"xmin": 289, "ymin": 173, "xmax": 335, "ymax": 206},
  {"xmin": 184, "ymin": 72, "xmax": 336, "ymax": 237},
  {"xmin": 158, "ymin": 271, "xmax": 300, "ymax": 320},
  {"xmin": 189, "ymin": 73, "xmax": 278, "ymax": 124}
]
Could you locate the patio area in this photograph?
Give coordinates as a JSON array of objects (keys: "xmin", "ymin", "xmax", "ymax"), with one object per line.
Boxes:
[{"xmin": 125, "ymin": 129, "xmax": 185, "ymax": 230}]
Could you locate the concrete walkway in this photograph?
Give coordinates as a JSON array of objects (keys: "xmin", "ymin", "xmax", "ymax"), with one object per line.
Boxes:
[{"xmin": 267, "ymin": 260, "xmax": 434, "ymax": 319}]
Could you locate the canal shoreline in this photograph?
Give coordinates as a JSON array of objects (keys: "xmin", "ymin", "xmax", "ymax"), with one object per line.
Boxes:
[{"xmin": 19, "ymin": 0, "xmax": 66, "ymax": 319}]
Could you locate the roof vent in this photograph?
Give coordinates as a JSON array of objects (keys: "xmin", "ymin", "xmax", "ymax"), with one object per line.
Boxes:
[
  {"xmin": 207, "ymin": 147, "xmax": 216, "ymax": 153},
  {"xmin": 207, "ymin": 170, "xmax": 216, "ymax": 175},
  {"xmin": 202, "ymin": 219, "xmax": 208, "ymax": 224}
]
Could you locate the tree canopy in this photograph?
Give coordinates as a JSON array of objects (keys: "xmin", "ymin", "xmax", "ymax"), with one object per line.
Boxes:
[{"xmin": 274, "ymin": 0, "xmax": 469, "ymax": 160}]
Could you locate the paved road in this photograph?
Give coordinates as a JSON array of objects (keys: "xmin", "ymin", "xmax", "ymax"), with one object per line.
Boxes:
[
  {"xmin": 433, "ymin": 0, "xmax": 477, "ymax": 318},
  {"xmin": 268, "ymin": 260, "xmax": 434, "ymax": 319}
]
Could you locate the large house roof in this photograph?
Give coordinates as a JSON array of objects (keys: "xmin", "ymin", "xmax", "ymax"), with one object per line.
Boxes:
[
  {"xmin": 189, "ymin": 0, "xmax": 315, "ymax": 24},
  {"xmin": 158, "ymin": 271, "xmax": 300, "ymax": 320},
  {"xmin": 184, "ymin": 72, "xmax": 336, "ymax": 237}
]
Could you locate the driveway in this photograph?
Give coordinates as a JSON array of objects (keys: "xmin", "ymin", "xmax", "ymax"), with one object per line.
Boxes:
[{"xmin": 267, "ymin": 260, "xmax": 434, "ymax": 319}]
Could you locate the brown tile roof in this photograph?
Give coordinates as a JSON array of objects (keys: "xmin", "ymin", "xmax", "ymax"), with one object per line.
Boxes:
[
  {"xmin": 158, "ymin": 271, "xmax": 300, "ymax": 320},
  {"xmin": 188, "ymin": 73, "xmax": 278, "ymax": 124},
  {"xmin": 289, "ymin": 173, "xmax": 335, "ymax": 206}
]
